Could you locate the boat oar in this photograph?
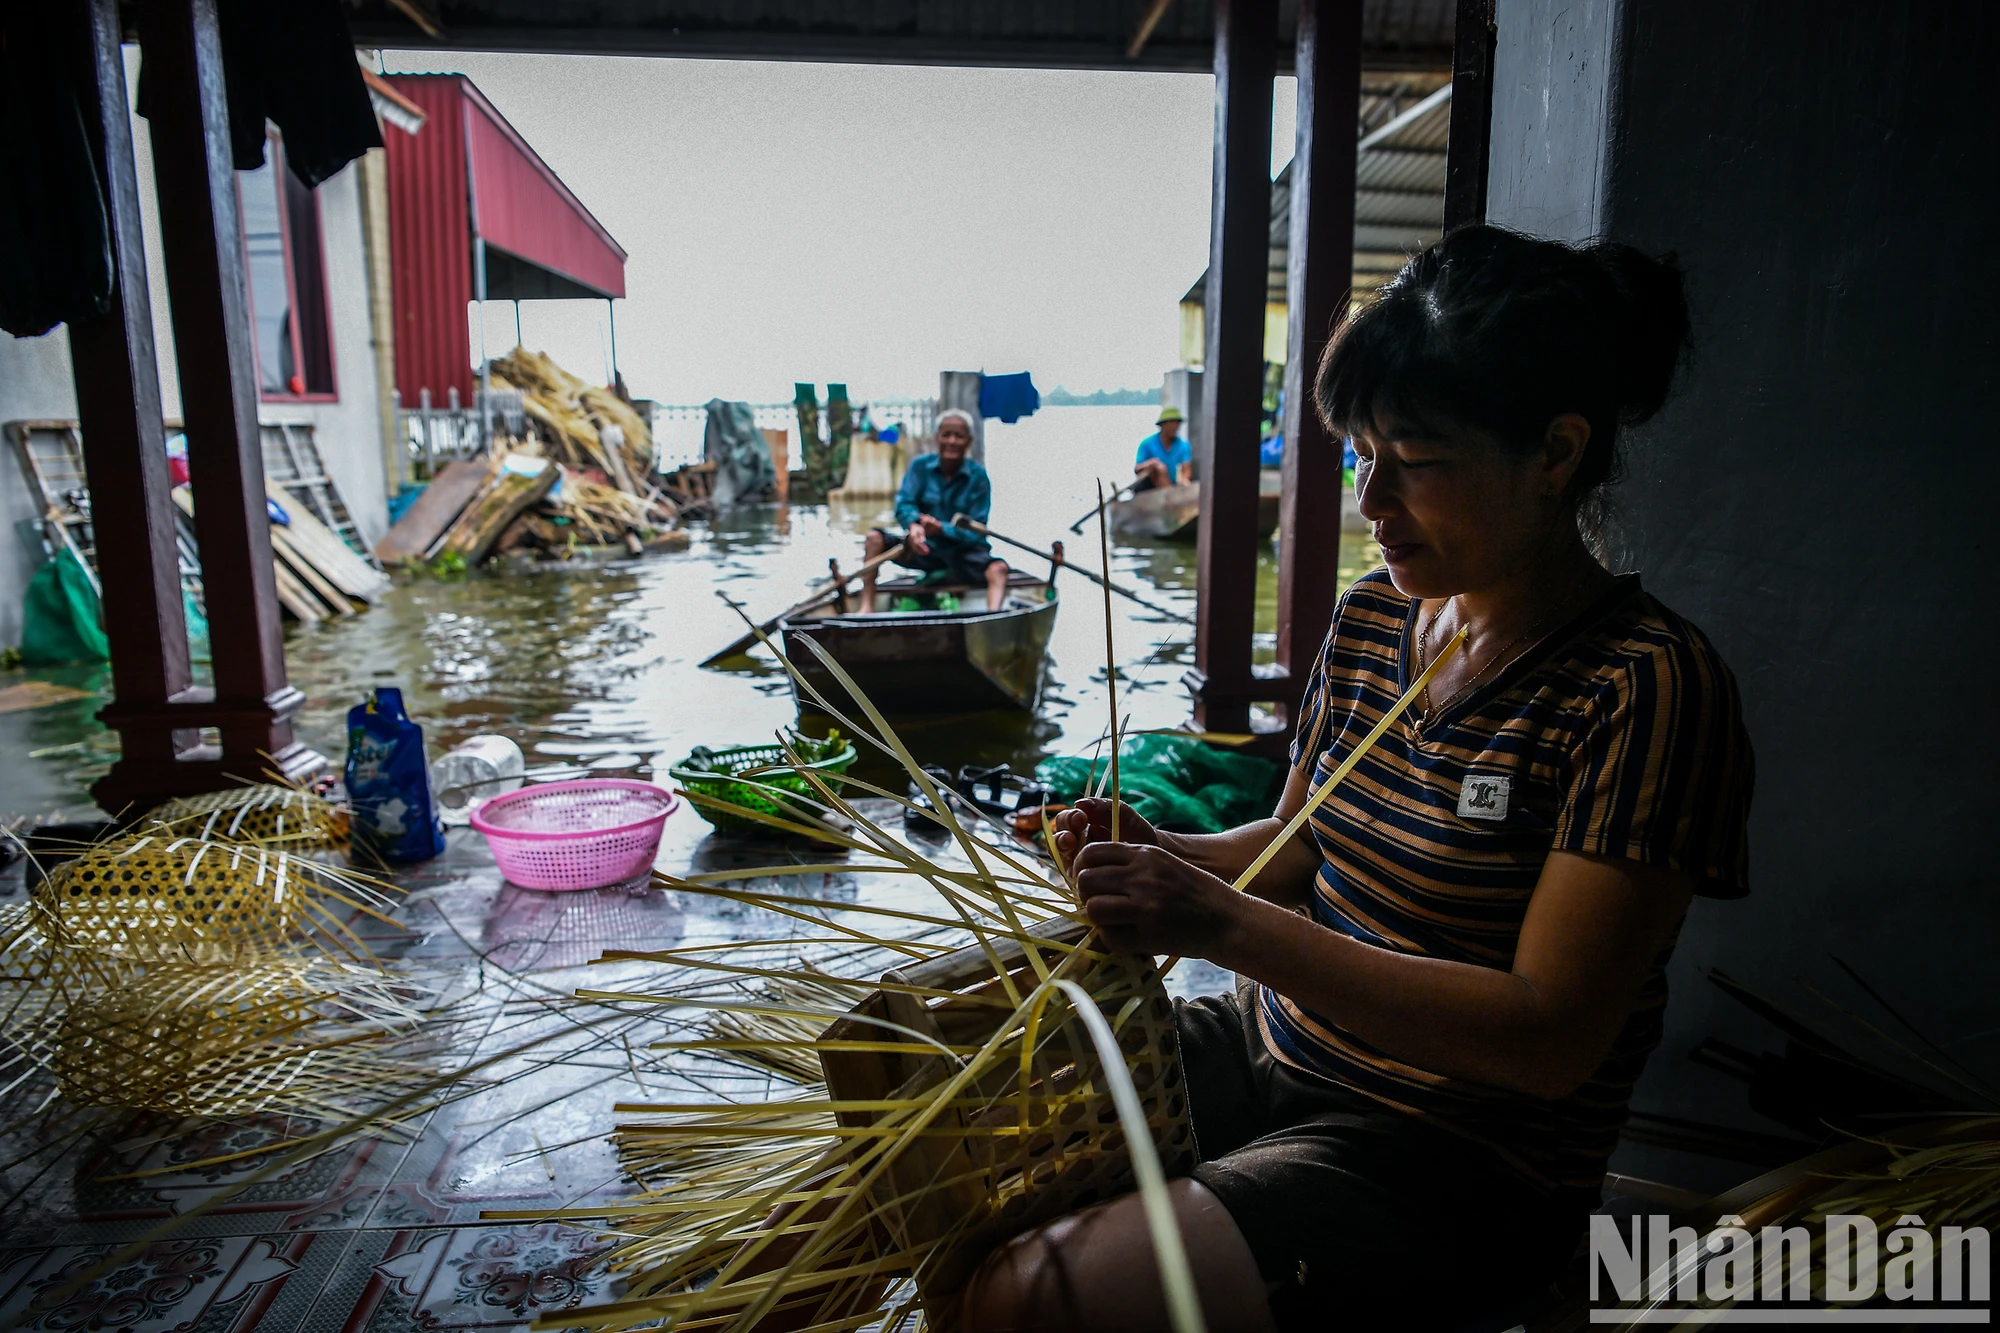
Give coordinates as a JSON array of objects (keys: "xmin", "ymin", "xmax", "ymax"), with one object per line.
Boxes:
[
  {"xmin": 1067, "ymin": 481, "xmax": 1139, "ymax": 534},
  {"xmin": 700, "ymin": 542, "xmax": 905, "ymax": 665},
  {"xmin": 950, "ymin": 515, "xmax": 1192, "ymax": 625}
]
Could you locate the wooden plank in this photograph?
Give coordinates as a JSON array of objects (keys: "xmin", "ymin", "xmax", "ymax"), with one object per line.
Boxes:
[
  {"xmin": 437, "ymin": 461, "xmax": 559, "ymax": 566},
  {"xmin": 270, "ymin": 561, "xmax": 326, "ymax": 623},
  {"xmin": 372, "ymin": 458, "xmax": 498, "ymax": 563},
  {"xmin": 0, "ymin": 681, "xmax": 96, "ymax": 714},
  {"xmin": 269, "ymin": 524, "xmax": 355, "ymax": 616},
  {"xmin": 1444, "ymin": 0, "xmax": 1497, "ymax": 231},
  {"xmin": 264, "ymin": 481, "xmax": 388, "ymax": 600}
]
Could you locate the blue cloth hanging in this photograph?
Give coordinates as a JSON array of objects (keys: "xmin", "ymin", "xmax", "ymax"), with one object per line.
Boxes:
[{"xmin": 977, "ymin": 372, "xmax": 1040, "ymax": 424}]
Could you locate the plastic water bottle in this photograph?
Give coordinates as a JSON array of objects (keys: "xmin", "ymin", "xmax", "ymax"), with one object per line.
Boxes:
[{"xmin": 429, "ymin": 736, "xmax": 525, "ymax": 816}]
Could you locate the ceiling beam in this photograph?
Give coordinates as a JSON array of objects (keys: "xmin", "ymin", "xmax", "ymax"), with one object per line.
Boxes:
[{"xmin": 345, "ymin": 22, "xmax": 1451, "ymax": 75}]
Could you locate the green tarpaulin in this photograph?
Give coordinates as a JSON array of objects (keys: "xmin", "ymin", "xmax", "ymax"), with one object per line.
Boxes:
[
  {"xmin": 19, "ymin": 548, "xmax": 107, "ymax": 664},
  {"xmin": 1037, "ymin": 732, "xmax": 1282, "ymax": 834}
]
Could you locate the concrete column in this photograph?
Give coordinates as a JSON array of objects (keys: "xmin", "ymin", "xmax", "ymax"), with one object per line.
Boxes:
[{"xmin": 1485, "ymin": 0, "xmax": 2000, "ymax": 1174}]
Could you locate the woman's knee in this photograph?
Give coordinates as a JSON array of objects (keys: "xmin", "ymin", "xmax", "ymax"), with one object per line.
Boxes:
[
  {"xmin": 865, "ymin": 529, "xmax": 886, "ymax": 555},
  {"xmin": 960, "ymin": 1181, "xmax": 1273, "ymax": 1333}
]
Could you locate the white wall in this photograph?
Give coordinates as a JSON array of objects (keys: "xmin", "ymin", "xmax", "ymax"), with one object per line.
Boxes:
[{"xmin": 256, "ymin": 160, "xmax": 391, "ymax": 548}]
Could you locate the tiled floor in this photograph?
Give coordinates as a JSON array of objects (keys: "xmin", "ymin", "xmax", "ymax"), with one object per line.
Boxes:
[{"xmin": 0, "ymin": 801, "xmax": 1232, "ymax": 1333}]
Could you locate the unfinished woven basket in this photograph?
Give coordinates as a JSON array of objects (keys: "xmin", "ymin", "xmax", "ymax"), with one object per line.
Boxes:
[
  {"xmin": 578, "ymin": 917, "xmax": 1193, "ymax": 1333},
  {"xmin": 824, "ymin": 918, "xmax": 1193, "ymax": 1319}
]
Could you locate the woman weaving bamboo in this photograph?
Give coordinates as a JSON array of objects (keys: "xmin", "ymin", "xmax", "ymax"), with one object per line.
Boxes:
[{"xmin": 970, "ymin": 227, "xmax": 1756, "ymax": 1330}]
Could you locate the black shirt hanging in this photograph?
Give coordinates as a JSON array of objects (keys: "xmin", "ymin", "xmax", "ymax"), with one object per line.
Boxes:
[{"xmin": 140, "ymin": 0, "xmax": 383, "ymax": 188}]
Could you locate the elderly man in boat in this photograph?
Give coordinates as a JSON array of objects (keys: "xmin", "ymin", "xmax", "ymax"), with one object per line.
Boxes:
[
  {"xmin": 1132, "ymin": 405, "xmax": 1192, "ymax": 493},
  {"xmin": 859, "ymin": 408, "xmax": 1011, "ymax": 612}
]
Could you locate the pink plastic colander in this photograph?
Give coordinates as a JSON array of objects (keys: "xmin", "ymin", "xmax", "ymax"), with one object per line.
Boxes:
[{"xmin": 469, "ymin": 779, "xmax": 678, "ymax": 891}]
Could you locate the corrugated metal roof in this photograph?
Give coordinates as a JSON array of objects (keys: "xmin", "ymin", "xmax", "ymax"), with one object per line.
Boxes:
[
  {"xmin": 349, "ymin": 0, "xmax": 1458, "ymax": 72},
  {"xmin": 458, "ymin": 78, "xmax": 628, "ymax": 298}
]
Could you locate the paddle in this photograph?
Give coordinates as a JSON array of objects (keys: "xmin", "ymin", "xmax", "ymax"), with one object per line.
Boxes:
[
  {"xmin": 950, "ymin": 514, "xmax": 1192, "ymax": 625},
  {"xmin": 700, "ymin": 542, "xmax": 905, "ymax": 665},
  {"xmin": 1066, "ymin": 480, "xmax": 1139, "ymax": 534}
]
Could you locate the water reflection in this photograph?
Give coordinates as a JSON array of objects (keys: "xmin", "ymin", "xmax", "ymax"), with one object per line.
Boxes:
[{"xmin": 0, "ymin": 407, "xmax": 1381, "ymax": 815}]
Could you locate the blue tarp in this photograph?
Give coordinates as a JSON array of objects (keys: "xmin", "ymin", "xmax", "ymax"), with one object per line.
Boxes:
[
  {"xmin": 388, "ymin": 485, "xmax": 426, "ymax": 526},
  {"xmin": 977, "ymin": 372, "xmax": 1040, "ymax": 424}
]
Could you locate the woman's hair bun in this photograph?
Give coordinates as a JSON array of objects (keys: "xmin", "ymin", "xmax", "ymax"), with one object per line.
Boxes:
[{"xmin": 1586, "ymin": 240, "xmax": 1689, "ymax": 425}]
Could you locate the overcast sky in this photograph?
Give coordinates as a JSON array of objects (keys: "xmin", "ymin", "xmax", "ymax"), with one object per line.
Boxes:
[{"xmin": 381, "ymin": 51, "xmax": 1295, "ymax": 406}]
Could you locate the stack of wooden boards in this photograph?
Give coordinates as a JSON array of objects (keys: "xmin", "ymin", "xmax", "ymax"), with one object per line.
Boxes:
[
  {"xmin": 373, "ymin": 455, "xmax": 687, "ymax": 568},
  {"xmin": 9, "ymin": 419, "xmax": 390, "ymax": 627},
  {"xmin": 169, "ymin": 483, "xmax": 389, "ymax": 624},
  {"xmin": 373, "ymin": 348, "xmax": 692, "ymax": 569}
]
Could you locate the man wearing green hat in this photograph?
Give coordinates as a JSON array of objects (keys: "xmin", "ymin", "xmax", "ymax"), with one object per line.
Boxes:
[{"xmin": 1133, "ymin": 406, "xmax": 1192, "ymax": 493}]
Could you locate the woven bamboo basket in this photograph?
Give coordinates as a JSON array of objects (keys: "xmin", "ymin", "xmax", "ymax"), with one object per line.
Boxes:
[
  {"xmin": 817, "ymin": 916, "xmax": 1194, "ymax": 1322},
  {"xmin": 144, "ymin": 783, "xmax": 349, "ymax": 849},
  {"xmin": 33, "ymin": 835, "xmax": 386, "ymax": 963},
  {"xmin": 580, "ymin": 916, "xmax": 1194, "ymax": 1333},
  {"xmin": 55, "ymin": 959, "xmax": 320, "ymax": 1111},
  {"xmin": 48, "ymin": 956, "xmax": 441, "ymax": 1117},
  {"xmin": 0, "ymin": 831, "xmax": 432, "ymax": 1125}
]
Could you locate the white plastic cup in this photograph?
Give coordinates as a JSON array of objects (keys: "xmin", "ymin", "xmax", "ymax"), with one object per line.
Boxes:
[{"xmin": 430, "ymin": 735, "xmax": 526, "ymax": 814}]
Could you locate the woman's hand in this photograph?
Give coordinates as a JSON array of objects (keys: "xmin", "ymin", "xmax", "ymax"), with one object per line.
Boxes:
[
  {"xmin": 1072, "ymin": 840, "xmax": 1248, "ymax": 959},
  {"xmin": 1049, "ymin": 797, "xmax": 1160, "ymax": 871}
]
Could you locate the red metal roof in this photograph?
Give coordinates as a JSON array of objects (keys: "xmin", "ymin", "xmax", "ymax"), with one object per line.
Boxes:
[
  {"xmin": 381, "ymin": 74, "xmax": 626, "ymax": 407},
  {"xmin": 460, "ymin": 80, "xmax": 628, "ymax": 300}
]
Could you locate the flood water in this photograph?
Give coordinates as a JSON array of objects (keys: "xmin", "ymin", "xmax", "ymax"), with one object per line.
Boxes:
[{"xmin": 0, "ymin": 405, "xmax": 1380, "ymax": 819}]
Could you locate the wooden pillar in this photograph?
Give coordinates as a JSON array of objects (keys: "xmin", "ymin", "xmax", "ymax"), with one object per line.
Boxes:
[
  {"xmin": 1187, "ymin": 0, "xmax": 1277, "ymax": 735},
  {"xmin": 66, "ymin": 0, "xmax": 201, "ymax": 808},
  {"xmin": 99, "ymin": 0, "xmax": 323, "ymax": 803},
  {"xmin": 1274, "ymin": 0, "xmax": 1362, "ymax": 701},
  {"xmin": 1443, "ymin": 0, "xmax": 1498, "ymax": 230}
]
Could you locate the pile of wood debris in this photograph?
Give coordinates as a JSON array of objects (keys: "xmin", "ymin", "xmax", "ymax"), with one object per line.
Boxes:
[{"xmin": 372, "ymin": 349, "xmax": 690, "ymax": 568}]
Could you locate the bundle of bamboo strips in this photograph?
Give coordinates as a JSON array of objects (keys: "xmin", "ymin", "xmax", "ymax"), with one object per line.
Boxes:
[
  {"xmin": 404, "ymin": 347, "xmax": 686, "ymax": 565},
  {"xmin": 1591, "ymin": 1116, "xmax": 2000, "ymax": 1327}
]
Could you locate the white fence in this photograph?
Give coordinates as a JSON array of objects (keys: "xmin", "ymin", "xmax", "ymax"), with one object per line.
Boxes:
[
  {"xmin": 397, "ymin": 388, "xmax": 940, "ymax": 478},
  {"xmin": 395, "ymin": 387, "xmax": 526, "ymax": 475},
  {"xmin": 649, "ymin": 397, "xmax": 940, "ymax": 473}
]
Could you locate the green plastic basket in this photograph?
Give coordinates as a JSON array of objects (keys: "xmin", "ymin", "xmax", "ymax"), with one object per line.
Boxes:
[{"xmin": 668, "ymin": 740, "xmax": 859, "ymax": 834}]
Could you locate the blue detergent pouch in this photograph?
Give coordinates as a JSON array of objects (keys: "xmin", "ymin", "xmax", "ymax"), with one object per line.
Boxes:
[{"xmin": 344, "ymin": 687, "xmax": 445, "ymax": 863}]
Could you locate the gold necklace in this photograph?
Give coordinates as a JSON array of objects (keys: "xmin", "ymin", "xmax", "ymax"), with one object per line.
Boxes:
[{"xmin": 1414, "ymin": 577, "xmax": 1602, "ymax": 729}]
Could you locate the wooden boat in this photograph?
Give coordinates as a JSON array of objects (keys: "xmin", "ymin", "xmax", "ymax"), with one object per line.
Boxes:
[
  {"xmin": 1109, "ymin": 468, "xmax": 1282, "ymax": 541},
  {"xmin": 780, "ymin": 572, "xmax": 1059, "ymax": 712}
]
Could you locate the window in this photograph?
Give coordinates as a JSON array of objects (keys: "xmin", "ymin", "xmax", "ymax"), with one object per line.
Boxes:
[{"xmin": 237, "ymin": 134, "xmax": 334, "ymax": 399}]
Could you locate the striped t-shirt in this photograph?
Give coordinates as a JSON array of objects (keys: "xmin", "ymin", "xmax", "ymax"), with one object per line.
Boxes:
[{"xmin": 1260, "ymin": 570, "xmax": 1753, "ymax": 1196}]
